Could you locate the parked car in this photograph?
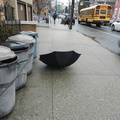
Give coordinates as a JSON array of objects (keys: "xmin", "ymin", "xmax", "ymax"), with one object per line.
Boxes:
[
  {"xmin": 61, "ymin": 15, "xmax": 75, "ymax": 25},
  {"xmin": 73, "ymin": 15, "xmax": 77, "ymax": 19},
  {"xmin": 111, "ymin": 19, "xmax": 120, "ymax": 31},
  {"xmin": 58, "ymin": 14, "xmax": 65, "ymax": 19},
  {"xmin": 109, "ymin": 19, "xmax": 115, "ymax": 26}
]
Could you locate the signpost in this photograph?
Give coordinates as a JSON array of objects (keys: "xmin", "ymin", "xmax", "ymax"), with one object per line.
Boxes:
[{"xmin": 57, "ymin": 4, "xmax": 60, "ymax": 12}]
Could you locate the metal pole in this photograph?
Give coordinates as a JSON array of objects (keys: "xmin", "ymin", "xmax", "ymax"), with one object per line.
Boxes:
[
  {"xmin": 49, "ymin": 0, "xmax": 52, "ymax": 13},
  {"xmin": 69, "ymin": 0, "xmax": 70, "ymax": 14},
  {"xmin": 69, "ymin": 0, "xmax": 74, "ymax": 29},
  {"xmin": 104, "ymin": 0, "xmax": 106, "ymax": 4},
  {"xmin": 56, "ymin": 0, "xmax": 57, "ymax": 12}
]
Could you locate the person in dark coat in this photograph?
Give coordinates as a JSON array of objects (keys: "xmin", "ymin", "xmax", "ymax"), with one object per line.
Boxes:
[{"xmin": 53, "ymin": 13, "xmax": 57, "ymax": 24}]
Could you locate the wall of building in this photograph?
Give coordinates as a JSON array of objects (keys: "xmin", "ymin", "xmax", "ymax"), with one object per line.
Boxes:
[
  {"xmin": 9, "ymin": 0, "xmax": 18, "ymax": 20},
  {"xmin": 11, "ymin": 0, "xmax": 33, "ymax": 21},
  {"xmin": 0, "ymin": 0, "xmax": 33, "ymax": 20},
  {"xmin": 0, "ymin": 0, "xmax": 5, "ymax": 20},
  {"xmin": 112, "ymin": 0, "xmax": 120, "ymax": 19},
  {"xmin": 0, "ymin": 1, "xmax": 3, "ymax": 4},
  {"xmin": 22, "ymin": 0, "xmax": 32, "ymax": 4}
]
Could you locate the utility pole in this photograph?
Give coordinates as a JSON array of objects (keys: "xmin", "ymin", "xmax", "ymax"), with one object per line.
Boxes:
[
  {"xmin": 104, "ymin": 0, "xmax": 107, "ymax": 4},
  {"xmin": 49, "ymin": 0, "xmax": 52, "ymax": 13},
  {"xmin": 69, "ymin": 0, "xmax": 74, "ymax": 29},
  {"xmin": 69, "ymin": 0, "xmax": 70, "ymax": 14},
  {"xmin": 56, "ymin": 0, "xmax": 57, "ymax": 12}
]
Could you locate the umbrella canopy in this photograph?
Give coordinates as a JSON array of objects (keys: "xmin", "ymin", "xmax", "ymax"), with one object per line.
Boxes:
[{"xmin": 39, "ymin": 51, "xmax": 81, "ymax": 68}]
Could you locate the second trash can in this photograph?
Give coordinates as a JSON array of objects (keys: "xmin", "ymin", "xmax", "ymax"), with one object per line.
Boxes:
[
  {"xmin": 0, "ymin": 46, "xmax": 18, "ymax": 118},
  {"xmin": 7, "ymin": 34, "xmax": 35, "ymax": 75},
  {"xmin": 0, "ymin": 41, "xmax": 29, "ymax": 90},
  {"xmin": 20, "ymin": 31, "xmax": 38, "ymax": 58}
]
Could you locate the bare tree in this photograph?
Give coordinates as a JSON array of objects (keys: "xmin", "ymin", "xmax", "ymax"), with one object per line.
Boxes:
[
  {"xmin": 37, "ymin": 0, "xmax": 51, "ymax": 14},
  {"xmin": 3, "ymin": 0, "xmax": 14, "ymax": 6},
  {"xmin": 34, "ymin": 0, "xmax": 51, "ymax": 22},
  {"xmin": 0, "ymin": 0, "xmax": 14, "ymax": 20}
]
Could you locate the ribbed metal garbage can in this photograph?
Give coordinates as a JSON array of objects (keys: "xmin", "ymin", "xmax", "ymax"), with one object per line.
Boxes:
[
  {"xmin": 0, "ymin": 41, "xmax": 29, "ymax": 90},
  {"xmin": 20, "ymin": 31, "xmax": 38, "ymax": 58},
  {"xmin": 0, "ymin": 46, "xmax": 18, "ymax": 118},
  {"xmin": 7, "ymin": 34, "xmax": 35, "ymax": 75}
]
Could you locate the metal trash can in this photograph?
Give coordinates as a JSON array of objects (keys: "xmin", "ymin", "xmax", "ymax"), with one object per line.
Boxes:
[
  {"xmin": 7, "ymin": 34, "xmax": 35, "ymax": 75},
  {"xmin": 45, "ymin": 17, "xmax": 49, "ymax": 23},
  {"xmin": 20, "ymin": 31, "xmax": 39, "ymax": 58},
  {"xmin": 0, "ymin": 41, "xmax": 29, "ymax": 90},
  {"xmin": 0, "ymin": 46, "xmax": 18, "ymax": 118}
]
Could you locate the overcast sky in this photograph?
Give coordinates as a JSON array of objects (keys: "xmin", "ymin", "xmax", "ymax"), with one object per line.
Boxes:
[
  {"xmin": 58, "ymin": 0, "xmax": 78, "ymax": 4},
  {"xmin": 58, "ymin": 0, "xmax": 68, "ymax": 3}
]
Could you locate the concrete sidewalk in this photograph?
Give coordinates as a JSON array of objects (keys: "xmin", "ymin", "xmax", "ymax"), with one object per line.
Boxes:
[{"xmin": 1, "ymin": 21, "xmax": 120, "ymax": 120}]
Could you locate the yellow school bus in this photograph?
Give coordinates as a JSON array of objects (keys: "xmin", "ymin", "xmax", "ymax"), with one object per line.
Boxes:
[{"xmin": 78, "ymin": 4, "xmax": 112, "ymax": 27}]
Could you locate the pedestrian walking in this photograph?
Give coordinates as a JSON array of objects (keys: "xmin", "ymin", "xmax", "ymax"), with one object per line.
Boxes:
[{"xmin": 53, "ymin": 12, "xmax": 57, "ymax": 24}]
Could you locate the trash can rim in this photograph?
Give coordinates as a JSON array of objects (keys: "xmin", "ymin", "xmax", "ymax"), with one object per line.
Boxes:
[
  {"xmin": 0, "ymin": 41, "xmax": 30, "ymax": 52},
  {"xmin": 0, "ymin": 56, "xmax": 18, "ymax": 68},
  {"xmin": 0, "ymin": 46, "xmax": 16, "ymax": 61},
  {"xmin": 7, "ymin": 34, "xmax": 36, "ymax": 44}
]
